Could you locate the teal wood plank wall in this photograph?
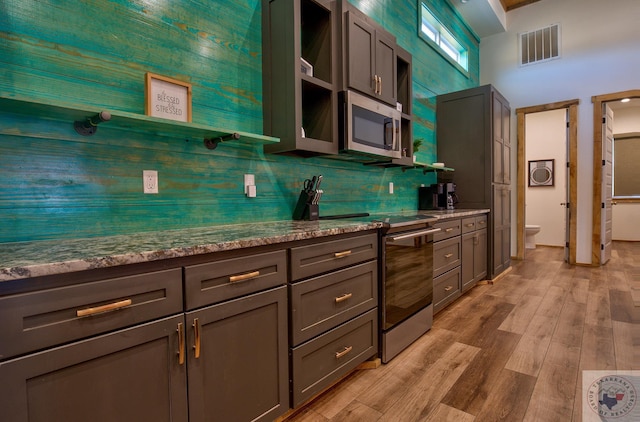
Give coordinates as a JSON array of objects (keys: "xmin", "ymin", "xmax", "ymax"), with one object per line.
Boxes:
[{"xmin": 0, "ymin": 0, "xmax": 478, "ymax": 243}]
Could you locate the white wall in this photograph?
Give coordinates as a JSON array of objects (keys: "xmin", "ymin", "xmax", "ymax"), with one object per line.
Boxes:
[
  {"xmin": 611, "ymin": 105, "xmax": 640, "ymax": 240},
  {"xmin": 480, "ymin": 0, "xmax": 640, "ymax": 263},
  {"xmin": 525, "ymin": 109, "xmax": 566, "ymax": 246}
]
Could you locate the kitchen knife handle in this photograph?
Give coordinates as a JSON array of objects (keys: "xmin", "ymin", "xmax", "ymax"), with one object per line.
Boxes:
[
  {"xmin": 76, "ymin": 299, "xmax": 132, "ymax": 317},
  {"xmin": 193, "ymin": 318, "xmax": 201, "ymax": 359},
  {"xmin": 229, "ymin": 270, "xmax": 260, "ymax": 283},
  {"xmin": 177, "ymin": 322, "xmax": 185, "ymax": 365}
]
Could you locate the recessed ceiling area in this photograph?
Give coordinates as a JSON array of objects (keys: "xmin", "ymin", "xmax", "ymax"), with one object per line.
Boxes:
[{"xmin": 451, "ymin": 0, "xmax": 544, "ymax": 38}]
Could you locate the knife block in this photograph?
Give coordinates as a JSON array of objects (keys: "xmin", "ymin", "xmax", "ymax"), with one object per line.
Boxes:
[{"xmin": 292, "ymin": 190, "xmax": 319, "ymax": 221}]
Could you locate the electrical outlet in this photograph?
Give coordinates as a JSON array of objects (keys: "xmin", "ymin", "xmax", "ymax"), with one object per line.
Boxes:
[
  {"xmin": 143, "ymin": 170, "xmax": 158, "ymax": 194},
  {"xmin": 389, "ymin": 182, "xmax": 394, "ymax": 194}
]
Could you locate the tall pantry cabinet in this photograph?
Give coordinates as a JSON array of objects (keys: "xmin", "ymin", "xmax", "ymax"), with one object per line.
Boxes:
[{"xmin": 436, "ymin": 85, "xmax": 511, "ymax": 280}]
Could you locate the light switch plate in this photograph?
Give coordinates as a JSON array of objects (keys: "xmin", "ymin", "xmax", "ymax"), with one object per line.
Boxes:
[{"xmin": 244, "ymin": 174, "xmax": 255, "ymax": 195}]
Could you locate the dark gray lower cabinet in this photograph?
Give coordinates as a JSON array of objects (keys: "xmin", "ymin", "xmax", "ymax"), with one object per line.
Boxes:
[
  {"xmin": 0, "ymin": 315, "xmax": 188, "ymax": 422},
  {"xmin": 185, "ymin": 286, "xmax": 289, "ymax": 422},
  {"xmin": 461, "ymin": 226, "xmax": 488, "ymax": 293}
]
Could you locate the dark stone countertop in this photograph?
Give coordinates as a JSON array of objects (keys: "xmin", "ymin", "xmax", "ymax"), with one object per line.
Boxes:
[{"xmin": 0, "ymin": 209, "xmax": 488, "ymax": 282}]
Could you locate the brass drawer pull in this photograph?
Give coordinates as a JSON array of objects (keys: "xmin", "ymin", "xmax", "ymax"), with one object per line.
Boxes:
[
  {"xmin": 335, "ymin": 346, "xmax": 353, "ymax": 359},
  {"xmin": 335, "ymin": 293, "xmax": 353, "ymax": 303},
  {"xmin": 444, "ymin": 286, "xmax": 453, "ymax": 292},
  {"xmin": 444, "ymin": 253, "xmax": 453, "ymax": 258},
  {"xmin": 445, "ymin": 228, "xmax": 454, "ymax": 232},
  {"xmin": 334, "ymin": 250, "xmax": 352, "ymax": 258},
  {"xmin": 229, "ymin": 270, "xmax": 260, "ymax": 283},
  {"xmin": 76, "ymin": 299, "xmax": 132, "ymax": 317},
  {"xmin": 177, "ymin": 322, "xmax": 185, "ymax": 365},
  {"xmin": 466, "ymin": 223, "xmax": 474, "ymax": 227},
  {"xmin": 193, "ymin": 318, "xmax": 201, "ymax": 359},
  {"xmin": 478, "ymin": 220, "xmax": 486, "ymax": 225}
]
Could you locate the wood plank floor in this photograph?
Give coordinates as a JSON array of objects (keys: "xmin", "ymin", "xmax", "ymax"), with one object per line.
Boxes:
[{"xmin": 285, "ymin": 241, "xmax": 640, "ymax": 422}]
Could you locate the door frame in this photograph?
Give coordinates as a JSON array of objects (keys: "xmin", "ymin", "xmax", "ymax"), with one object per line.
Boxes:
[
  {"xmin": 591, "ymin": 89, "xmax": 640, "ymax": 265},
  {"xmin": 515, "ymin": 99, "xmax": 579, "ymax": 263}
]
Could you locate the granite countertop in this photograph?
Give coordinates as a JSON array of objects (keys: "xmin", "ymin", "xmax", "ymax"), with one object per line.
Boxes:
[{"xmin": 0, "ymin": 209, "xmax": 488, "ymax": 282}]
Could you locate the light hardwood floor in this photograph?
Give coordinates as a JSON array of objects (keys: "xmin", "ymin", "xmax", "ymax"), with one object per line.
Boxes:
[{"xmin": 285, "ymin": 241, "xmax": 640, "ymax": 422}]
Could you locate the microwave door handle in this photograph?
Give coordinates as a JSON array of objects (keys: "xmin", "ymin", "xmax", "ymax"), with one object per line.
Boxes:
[
  {"xmin": 384, "ymin": 118, "xmax": 393, "ymax": 150},
  {"xmin": 393, "ymin": 117, "xmax": 400, "ymax": 152}
]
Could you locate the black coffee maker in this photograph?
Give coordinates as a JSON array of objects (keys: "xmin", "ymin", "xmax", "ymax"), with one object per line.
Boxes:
[{"xmin": 418, "ymin": 183, "xmax": 458, "ymax": 210}]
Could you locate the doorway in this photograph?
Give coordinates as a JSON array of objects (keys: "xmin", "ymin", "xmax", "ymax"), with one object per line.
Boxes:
[
  {"xmin": 591, "ymin": 89, "xmax": 640, "ymax": 265},
  {"xmin": 515, "ymin": 100, "xmax": 579, "ymax": 263}
]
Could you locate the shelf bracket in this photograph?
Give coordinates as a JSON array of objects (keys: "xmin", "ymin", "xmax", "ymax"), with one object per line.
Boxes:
[
  {"xmin": 203, "ymin": 132, "xmax": 241, "ymax": 149},
  {"xmin": 74, "ymin": 111, "xmax": 112, "ymax": 136}
]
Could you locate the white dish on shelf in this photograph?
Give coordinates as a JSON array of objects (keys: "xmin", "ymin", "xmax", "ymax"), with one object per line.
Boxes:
[{"xmin": 432, "ymin": 162, "xmax": 445, "ymax": 168}]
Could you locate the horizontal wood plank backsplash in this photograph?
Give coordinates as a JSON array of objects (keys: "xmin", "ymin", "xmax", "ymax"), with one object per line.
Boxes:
[{"xmin": 0, "ymin": 0, "xmax": 478, "ymax": 242}]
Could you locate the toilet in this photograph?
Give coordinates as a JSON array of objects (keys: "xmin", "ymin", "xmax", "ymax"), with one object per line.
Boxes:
[{"xmin": 525, "ymin": 225, "xmax": 541, "ymax": 249}]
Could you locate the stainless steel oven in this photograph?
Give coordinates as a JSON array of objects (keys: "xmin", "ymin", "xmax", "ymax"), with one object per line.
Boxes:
[{"xmin": 378, "ymin": 215, "xmax": 439, "ymax": 363}]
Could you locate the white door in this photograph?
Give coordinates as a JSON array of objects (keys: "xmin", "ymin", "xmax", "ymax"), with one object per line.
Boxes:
[{"xmin": 601, "ymin": 104, "xmax": 614, "ymax": 264}]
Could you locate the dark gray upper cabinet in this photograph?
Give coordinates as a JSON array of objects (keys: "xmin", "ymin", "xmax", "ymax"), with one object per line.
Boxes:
[
  {"xmin": 345, "ymin": 11, "xmax": 397, "ymax": 106},
  {"xmin": 262, "ymin": 0, "xmax": 338, "ymax": 155},
  {"xmin": 437, "ymin": 85, "xmax": 511, "ymax": 279}
]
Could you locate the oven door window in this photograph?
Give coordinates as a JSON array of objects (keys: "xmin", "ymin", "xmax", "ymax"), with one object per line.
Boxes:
[
  {"xmin": 352, "ymin": 104, "xmax": 393, "ymax": 150},
  {"xmin": 384, "ymin": 235, "xmax": 434, "ymax": 330}
]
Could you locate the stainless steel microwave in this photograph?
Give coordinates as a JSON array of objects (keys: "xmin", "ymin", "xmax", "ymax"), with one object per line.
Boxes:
[{"xmin": 340, "ymin": 90, "xmax": 401, "ymax": 159}]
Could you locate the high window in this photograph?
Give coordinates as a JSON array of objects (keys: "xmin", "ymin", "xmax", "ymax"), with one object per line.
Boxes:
[{"xmin": 419, "ymin": 3, "xmax": 468, "ymax": 73}]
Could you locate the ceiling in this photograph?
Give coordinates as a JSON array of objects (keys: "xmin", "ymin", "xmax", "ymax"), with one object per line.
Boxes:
[
  {"xmin": 499, "ymin": 0, "xmax": 543, "ymax": 12},
  {"xmin": 451, "ymin": 0, "xmax": 543, "ymax": 38}
]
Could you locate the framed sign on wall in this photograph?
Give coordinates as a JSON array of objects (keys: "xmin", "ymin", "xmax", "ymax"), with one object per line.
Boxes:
[
  {"xmin": 528, "ymin": 159, "xmax": 555, "ymax": 187},
  {"xmin": 145, "ymin": 73, "xmax": 192, "ymax": 122}
]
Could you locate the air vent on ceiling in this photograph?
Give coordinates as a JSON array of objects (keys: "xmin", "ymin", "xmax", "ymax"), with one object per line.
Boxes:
[{"xmin": 519, "ymin": 24, "xmax": 560, "ymax": 66}]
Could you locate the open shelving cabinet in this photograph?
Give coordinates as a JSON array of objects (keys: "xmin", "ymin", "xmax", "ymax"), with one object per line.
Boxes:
[{"xmin": 262, "ymin": 0, "xmax": 338, "ymax": 156}]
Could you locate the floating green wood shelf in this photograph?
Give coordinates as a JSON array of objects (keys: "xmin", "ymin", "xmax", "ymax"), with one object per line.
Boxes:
[
  {"xmin": 402, "ymin": 161, "xmax": 455, "ymax": 174},
  {"xmin": 0, "ymin": 95, "xmax": 279, "ymax": 148}
]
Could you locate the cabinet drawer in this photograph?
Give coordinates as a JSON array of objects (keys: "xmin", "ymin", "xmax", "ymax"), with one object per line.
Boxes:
[
  {"xmin": 291, "ymin": 308, "xmax": 377, "ymax": 407},
  {"xmin": 433, "ymin": 219, "xmax": 461, "ymax": 242},
  {"xmin": 475, "ymin": 214, "xmax": 488, "ymax": 231},
  {"xmin": 290, "ymin": 233, "xmax": 377, "ymax": 281},
  {"xmin": 433, "ymin": 267, "xmax": 461, "ymax": 314},
  {"xmin": 184, "ymin": 250, "xmax": 287, "ymax": 310},
  {"xmin": 290, "ymin": 261, "xmax": 377, "ymax": 346},
  {"xmin": 433, "ymin": 237, "xmax": 461, "ymax": 278},
  {"xmin": 461, "ymin": 217, "xmax": 477, "ymax": 234},
  {"xmin": 0, "ymin": 268, "xmax": 183, "ymax": 360}
]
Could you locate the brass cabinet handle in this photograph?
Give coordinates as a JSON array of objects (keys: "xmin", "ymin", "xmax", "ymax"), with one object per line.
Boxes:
[
  {"xmin": 444, "ymin": 253, "xmax": 453, "ymax": 258},
  {"xmin": 177, "ymin": 322, "xmax": 185, "ymax": 365},
  {"xmin": 445, "ymin": 228, "xmax": 453, "ymax": 232},
  {"xmin": 379, "ymin": 76, "xmax": 383, "ymax": 95},
  {"xmin": 335, "ymin": 293, "xmax": 353, "ymax": 303},
  {"xmin": 334, "ymin": 250, "xmax": 352, "ymax": 258},
  {"xmin": 76, "ymin": 299, "xmax": 132, "ymax": 317},
  {"xmin": 229, "ymin": 270, "xmax": 260, "ymax": 283},
  {"xmin": 466, "ymin": 223, "xmax": 474, "ymax": 228},
  {"xmin": 335, "ymin": 346, "xmax": 353, "ymax": 359},
  {"xmin": 193, "ymin": 318, "xmax": 201, "ymax": 359},
  {"xmin": 478, "ymin": 220, "xmax": 486, "ymax": 225},
  {"xmin": 444, "ymin": 286, "xmax": 453, "ymax": 292}
]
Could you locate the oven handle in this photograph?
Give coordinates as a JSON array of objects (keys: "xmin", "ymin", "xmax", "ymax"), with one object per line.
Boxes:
[{"xmin": 387, "ymin": 227, "xmax": 441, "ymax": 242}]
